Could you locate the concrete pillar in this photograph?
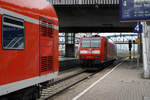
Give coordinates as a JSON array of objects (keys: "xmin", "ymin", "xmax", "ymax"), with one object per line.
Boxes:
[
  {"xmin": 138, "ymin": 33, "xmax": 143, "ymax": 63},
  {"xmin": 79, "ymin": 0, "xmax": 82, "ymax": 4},
  {"xmin": 65, "ymin": 33, "xmax": 75, "ymax": 57},
  {"xmin": 142, "ymin": 22, "xmax": 150, "ymax": 78}
]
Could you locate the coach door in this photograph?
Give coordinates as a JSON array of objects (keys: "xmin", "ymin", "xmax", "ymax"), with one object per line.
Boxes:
[{"xmin": 39, "ymin": 17, "xmax": 54, "ymax": 75}]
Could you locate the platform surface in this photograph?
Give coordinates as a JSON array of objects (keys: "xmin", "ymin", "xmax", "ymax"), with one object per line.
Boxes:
[
  {"xmin": 59, "ymin": 57, "xmax": 78, "ymax": 62},
  {"xmin": 74, "ymin": 60, "xmax": 150, "ymax": 100}
]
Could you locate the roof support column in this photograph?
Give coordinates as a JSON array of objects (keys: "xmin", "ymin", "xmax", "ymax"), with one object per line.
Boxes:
[
  {"xmin": 65, "ymin": 33, "xmax": 75, "ymax": 57},
  {"xmin": 142, "ymin": 22, "xmax": 150, "ymax": 78}
]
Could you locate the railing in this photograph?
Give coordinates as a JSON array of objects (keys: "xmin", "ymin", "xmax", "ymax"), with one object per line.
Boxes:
[{"xmin": 48, "ymin": 0, "xmax": 119, "ymax": 5}]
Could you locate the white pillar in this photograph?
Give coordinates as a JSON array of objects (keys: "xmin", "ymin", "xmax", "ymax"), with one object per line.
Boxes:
[
  {"xmin": 142, "ymin": 22, "xmax": 150, "ymax": 78},
  {"xmin": 79, "ymin": 0, "xmax": 82, "ymax": 4}
]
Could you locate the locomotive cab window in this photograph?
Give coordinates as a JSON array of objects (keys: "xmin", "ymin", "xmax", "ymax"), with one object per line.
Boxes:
[
  {"xmin": 81, "ymin": 38, "xmax": 100, "ymax": 48},
  {"xmin": 81, "ymin": 38, "xmax": 91, "ymax": 47},
  {"xmin": 91, "ymin": 38, "xmax": 101, "ymax": 48},
  {"xmin": 2, "ymin": 15, "xmax": 25, "ymax": 50}
]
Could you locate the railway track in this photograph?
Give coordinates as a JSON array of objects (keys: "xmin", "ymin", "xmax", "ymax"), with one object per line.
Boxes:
[
  {"xmin": 38, "ymin": 71, "xmax": 91, "ymax": 100},
  {"xmin": 38, "ymin": 58, "xmax": 125, "ymax": 100}
]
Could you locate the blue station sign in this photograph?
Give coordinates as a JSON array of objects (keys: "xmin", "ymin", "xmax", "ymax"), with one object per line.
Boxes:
[
  {"xmin": 120, "ymin": 0, "xmax": 150, "ymax": 21},
  {"xmin": 134, "ymin": 24, "xmax": 143, "ymax": 33}
]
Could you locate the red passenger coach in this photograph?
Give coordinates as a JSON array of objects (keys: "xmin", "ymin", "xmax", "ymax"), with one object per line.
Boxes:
[
  {"xmin": 78, "ymin": 36, "xmax": 117, "ymax": 70},
  {"xmin": 0, "ymin": 0, "xmax": 59, "ymax": 99}
]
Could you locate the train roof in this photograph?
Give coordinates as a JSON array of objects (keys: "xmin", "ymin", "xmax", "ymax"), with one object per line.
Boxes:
[
  {"xmin": 0, "ymin": 0, "xmax": 58, "ymax": 24},
  {"xmin": 81, "ymin": 36, "xmax": 115, "ymax": 45},
  {"xmin": 81, "ymin": 36, "xmax": 105, "ymax": 39}
]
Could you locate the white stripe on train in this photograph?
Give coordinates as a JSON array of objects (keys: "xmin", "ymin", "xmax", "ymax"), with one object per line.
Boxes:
[
  {"xmin": 0, "ymin": 7, "xmax": 59, "ymax": 96},
  {"xmin": 0, "ymin": 8, "xmax": 59, "ymax": 30},
  {"xmin": 0, "ymin": 72, "xmax": 58, "ymax": 96}
]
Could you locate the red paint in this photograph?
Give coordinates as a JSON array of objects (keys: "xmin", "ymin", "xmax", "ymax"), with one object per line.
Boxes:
[
  {"xmin": 0, "ymin": 0, "xmax": 59, "ymax": 89},
  {"xmin": 78, "ymin": 36, "xmax": 117, "ymax": 64}
]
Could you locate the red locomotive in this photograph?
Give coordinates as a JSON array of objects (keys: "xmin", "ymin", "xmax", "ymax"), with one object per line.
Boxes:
[
  {"xmin": 78, "ymin": 36, "xmax": 117, "ymax": 70},
  {"xmin": 0, "ymin": 0, "xmax": 59, "ymax": 99}
]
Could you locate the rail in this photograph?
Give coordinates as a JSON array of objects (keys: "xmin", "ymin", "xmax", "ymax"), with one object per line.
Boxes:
[{"xmin": 38, "ymin": 58, "xmax": 124, "ymax": 100}]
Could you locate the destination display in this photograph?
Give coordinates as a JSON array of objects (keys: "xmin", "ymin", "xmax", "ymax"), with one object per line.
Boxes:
[{"xmin": 120, "ymin": 0, "xmax": 150, "ymax": 21}]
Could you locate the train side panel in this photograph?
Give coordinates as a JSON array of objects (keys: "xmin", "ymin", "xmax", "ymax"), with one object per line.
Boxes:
[
  {"xmin": 53, "ymin": 26, "xmax": 59, "ymax": 73},
  {"xmin": 0, "ymin": 17, "xmax": 39, "ymax": 85},
  {"xmin": 0, "ymin": 14, "xmax": 3, "ymax": 84},
  {"xmin": 107, "ymin": 42, "xmax": 117, "ymax": 61},
  {"xmin": 0, "ymin": 0, "xmax": 59, "ymax": 97},
  {"xmin": 107, "ymin": 43, "xmax": 112, "ymax": 60},
  {"xmin": 100, "ymin": 37, "xmax": 108, "ymax": 63}
]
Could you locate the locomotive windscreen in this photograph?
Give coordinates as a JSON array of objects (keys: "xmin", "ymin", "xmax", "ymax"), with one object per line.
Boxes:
[
  {"xmin": 81, "ymin": 38, "xmax": 90, "ymax": 47},
  {"xmin": 81, "ymin": 38, "xmax": 101, "ymax": 48},
  {"xmin": 91, "ymin": 38, "xmax": 100, "ymax": 47}
]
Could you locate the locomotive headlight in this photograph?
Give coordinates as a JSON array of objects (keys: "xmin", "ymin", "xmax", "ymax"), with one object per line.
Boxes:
[
  {"xmin": 80, "ymin": 50, "xmax": 88, "ymax": 54},
  {"xmin": 92, "ymin": 50, "xmax": 100, "ymax": 54}
]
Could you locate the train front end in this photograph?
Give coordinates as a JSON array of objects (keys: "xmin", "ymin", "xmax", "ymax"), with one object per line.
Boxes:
[{"xmin": 78, "ymin": 37, "xmax": 101, "ymax": 69}]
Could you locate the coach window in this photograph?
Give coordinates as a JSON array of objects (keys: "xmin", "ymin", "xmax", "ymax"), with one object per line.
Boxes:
[{"xmin": 2, "ymin": 15, "xmax": 25, "ymax": 50}]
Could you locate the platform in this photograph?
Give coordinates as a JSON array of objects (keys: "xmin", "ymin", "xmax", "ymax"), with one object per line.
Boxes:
[
  {"xmin": 73, "ymin": 60, "xmax": 150, "ymax": 100},
  {"xmin": 59, "ymin": 57, "xmax": 79, "ymax": 71},
  {"xmin": 59, "ymin": 57, "xmax": 78, "ymax": 62}
]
